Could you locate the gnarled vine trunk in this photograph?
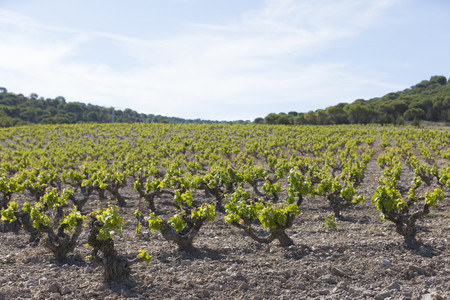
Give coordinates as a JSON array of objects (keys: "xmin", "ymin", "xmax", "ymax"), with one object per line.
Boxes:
[
  {"xmin": 41, "ymin": 219, "xmax": 83, "ymax": 262},
  {"xmin": 231, "ymin": 214, "xmax": 296, "ymax": 247},
  {"xmin": 88, "ymin": 219, "xmax": 143, "ymax": 281},
  {"xmin": 384, "ymin": 202, "xmax": 430, "ymax": 248},
  {"xmin": 14, "ymin": 210, "xmax": 41, "ymax": 244}
]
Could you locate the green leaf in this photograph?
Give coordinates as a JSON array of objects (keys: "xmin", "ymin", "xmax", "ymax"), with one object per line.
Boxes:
[
  {"xmin": 137, "ymin": 249, "xmax": 151, "ymax": 264},
  {"xmin": 147, "ymin": 212, "xmax": 162, "ymax": 231}
]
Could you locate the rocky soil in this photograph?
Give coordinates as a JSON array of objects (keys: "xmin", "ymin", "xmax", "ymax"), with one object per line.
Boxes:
[{"xmin": 0, "ymin": 157, "xmax": 449, "ymax": 300}]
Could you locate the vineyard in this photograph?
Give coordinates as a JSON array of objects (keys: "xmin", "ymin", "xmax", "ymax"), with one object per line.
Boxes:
[{"xmin": 0, "ymin": 123, "xmax": 449, "ymax": 299}]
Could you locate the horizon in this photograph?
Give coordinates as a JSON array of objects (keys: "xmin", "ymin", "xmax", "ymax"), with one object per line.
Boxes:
[{"xmin": 1, "ymin": 1, "xmax": 449, "ymax": 121}]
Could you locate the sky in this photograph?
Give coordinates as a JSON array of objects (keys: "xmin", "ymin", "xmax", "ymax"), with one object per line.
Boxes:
[{"xmin": 0, "ymin": 0, "xmax": 449, "ymax": 121}]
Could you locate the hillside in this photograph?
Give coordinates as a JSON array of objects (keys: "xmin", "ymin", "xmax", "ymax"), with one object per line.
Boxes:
[
  {"xmin": 0, "ymin": 88, "xmax": 240, "ymax": 127},
  {"xmin": 1, "ymin": 75, "xmax": 450, "ymax": 127},
  {"xmin": 256, "ymin": 75, "xmax": 450, "ymax": 125}
]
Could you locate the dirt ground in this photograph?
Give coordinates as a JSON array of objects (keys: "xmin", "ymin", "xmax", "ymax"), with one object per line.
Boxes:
[{"xmin": 0, "ymin": 152, "xmax": 449, "ymax": 300}]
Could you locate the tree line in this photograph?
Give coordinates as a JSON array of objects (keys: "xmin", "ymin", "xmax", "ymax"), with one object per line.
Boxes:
[
  {"xmin": 255, "ymin": 75, "xmax": 450, "ymax": 125},
  {"xmin": 0, "ymin": 89, "xmax": 245, "ymax": 127},
  {"xmin": 1, "ymin": 75, "xmax": 449, "ymax": 127}
]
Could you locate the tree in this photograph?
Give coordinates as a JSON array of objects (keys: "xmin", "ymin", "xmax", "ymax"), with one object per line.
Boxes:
[
  {"xmin": 304, "ymin": 111, "xmax": 317, "ymax": 125},
  {"xmin": 391, "ymin": 101, "xmax": 409, "ymax": 118},
  {"xmin": 346, "ymin": 103, "xmax": 372, "ymax": 124},
  {"xmin": 293, "ymin": 114, "xmax": 305, "ymax": 125},
  {"xmin": 254, "ymin": 117, "xmax": 264, "ymax": 124},
  {"xmin": 403, "ymin": 108, "xmax": 425, "ymax": 121},
  {"xmin": 86, "ymin": 111, "xmax": 98, "ymax": 122},
  {"xmin": 316, "ymin": 110, "xmax": 328, "ymax": 125},
  {"xmin": 19, "ymin": 108, "xmax": 36, "ymax": 123},
  {"xmin": 277, "ymin": 114, "xmax": 292, "ymax": 125},
  {"xmin": 429, "ymin": 75, "xmax": 447, "ymax": 85},
  {"xmin": 326, "ymin": 105, "xmax": 348, "ymax": 124},
  {"xmin": 264, "ymin": 113, "xmax": 280, "ymax": 125}
]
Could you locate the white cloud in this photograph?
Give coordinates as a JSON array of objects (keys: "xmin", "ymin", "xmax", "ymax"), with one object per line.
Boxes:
[{"xmin": 0, "ymin": 1, "xmax": 400, "ymax": 120}]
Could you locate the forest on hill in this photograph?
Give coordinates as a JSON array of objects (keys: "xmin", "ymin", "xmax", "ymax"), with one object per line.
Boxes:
[
  {"xmin": 0, "ymin": 88, "xmax": 237, "ymax": 127},
  {"xmin": 256, "ymin": 75, "xmax": 450, "ymax": 125},
  {"xmin": 1, "ymin": 75, "xmax": 449, "ymax": 127}
]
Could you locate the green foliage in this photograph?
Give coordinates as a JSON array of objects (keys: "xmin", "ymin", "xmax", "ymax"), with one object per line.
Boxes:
[
  {"xmin": 28, "ymin": 203, "xmax": 50, "ymax": 229},
  {"xmin": 90, "ymin": 206, "xmax": 124, "ymax": 240},
  {"xmin": 286, "ymin": 169, "xmax": 313, "ymax": 203},
  {"xmin": 0, "ymin": 175, "xmax": 24, "ymax": 194},
  {"xmin": 224, "ymin": 188, "xmax": 261, "ymax": 224},
  {"xmin": 61, "ymin": 208, "xmax": 85, "ymax": 232},
  {"xmin": 41, "ymin": 188, "xmax": 72, "ymax": 208},
  {"xmin": 174, "ymin": 190, "xmax": 193, "ymax": 208},
  {"xmin": 256, "ymin": 75, "xmax": 450, "ymax": 125},
  {"xmin": 325, "ymin": 213, "xmax": 337, "ymax": 229},
  {"xmin": 373, "ymin": 183, "xmax": 406, "ymax": 219},
  {"xmin": 0, "ymin": 201, "xmax": 18, "ymax": 221},
  {"xmin": 424, "ymin": 188, "xmax": 444, "ymax": 208},
  {"xmin": 0, "ymin": 89, "xmax": 233, "ymax": 126},
  {"xmin": 169, "ymin": 213, "xmax": 185, "ymax": 232},
  {"xmin": 224, "ymin": 187, "xmax": 300, "ymax": 230},
  {"xmin": 259, "ymin": 203, "xmax": 299, "ymax": 229},
  {"xmin": 191, "ymin": 203, "xmax": 215, "ymax": 222},
  {"xmin": 137, "ymin": 249, "xmax": 151, "ymax": 264},
  {"xmin": 147, "ymin": 212, "xmax": 163, "ymax": 231},
  {"xmin": 261, "ymin": 180, "xmax": 282, "ymax": 196}
]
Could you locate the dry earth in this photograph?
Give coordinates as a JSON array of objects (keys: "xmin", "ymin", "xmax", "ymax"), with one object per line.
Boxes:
[{"xmin": 0, "ymin": 151, "xmax": 449, "ymax": 300}]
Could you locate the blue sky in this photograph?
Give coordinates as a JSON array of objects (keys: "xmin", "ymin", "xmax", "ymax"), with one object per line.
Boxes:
[{"xmin": 0, "ymin": 0, "xmax": 449, "ymax": 121}]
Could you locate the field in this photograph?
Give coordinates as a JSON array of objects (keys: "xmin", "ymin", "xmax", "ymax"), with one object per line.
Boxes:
[{"xmin": 0, "ymin": 123, "xmax": 449, "ymax": 299}]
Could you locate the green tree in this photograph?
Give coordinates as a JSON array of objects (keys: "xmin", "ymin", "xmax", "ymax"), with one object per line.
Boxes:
[
  {"xmin": 326, "ymin": 105, "xmax": 348, "ymax": 124},
  {"xmin": 346, "ymin": 103, "xmax": 372, "ymax": 124},
  {"xmin": 403, "ymin": 108, "xmax": 425, "ymax": 121},
  {"xmin": 254, "ymin": 117, "xmax": 264, "ymax": 124},
  {"xmin": 430, "ymin": 75, "xmax": 447, "ymax": 85},
  {"xmin": 304, "ymin": 111, "xmax": 317, "ymax": 125},
  {"xmin": 264, "ymin": 113, "xmax": 280, "ymax": 125}
]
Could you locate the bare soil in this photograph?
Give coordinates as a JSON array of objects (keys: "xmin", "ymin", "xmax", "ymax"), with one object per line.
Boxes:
[{"xmin": 0, "ymin": 155, "xmax": 449, "ymax": 300}]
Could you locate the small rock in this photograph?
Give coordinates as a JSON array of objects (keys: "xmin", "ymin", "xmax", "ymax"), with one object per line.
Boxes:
[
  {"xmin": 318, "ymin": 274, "xmax": 337, "ymax": 284},
  {"xmin": 48, "ymin": 282, "xmax": 61, "ymax": 293},
  {"xmin": 207, "ymin": 283, "xmax": 222, "ymax": 291},
  {"xmin": 238, "ymin": 282, "xmax": 249, "ymax": 291},
  {"xmin": 202, "ymin": 290, "xmax": 210, "ymax": 298},
  {"xmin": 424, "ymin": 280, "xmax": 433, "ymax": 286},
  {"xmin": 48, "ymin": 293, "xmax": 62, "ymax": 300},
  {"xmin": 380, "ymin": 259, "xmax": 392, "ymax": 266},
  {"xmin": 329, "ymin": 266, "xmax": 350, "ymax": 278},
  {"xmin": 60, "ymin": 286, "xmax": 71, "ymax": 295},
  {"xmin": 318, "ymin": 289, "xmax": 330, "ymax": 295},
  {"xmin": 375, "ymin": 290, "xmax": 392, "ymax": 300},
  {"xmin": 26, "ymin": 280, "xmax": 37, "ymax": 286},
  {"xmin": 231, "ymin": 271, "xmax": 243, "ymax": 279},
  {"xmin": 349, "ymin": 286, "xmax": 373, "ymax": 297},
  {"xmin": 331, "ymin": 281, "xmax": 348, "ymax": 294},
  {"xmin": 386, "ymin": 281, "xmax": 401, "ymax": 291},
  {"xmin": 402, "ymin": 290, "xmax": 413, "ymax": 298},
  {"xmin": 297, "ymin": 283, "xmax": 306, "ymax": 290},
  {"xmin": 39, "ymin": 277, "xmax": 48, "ymax": 285},
  {"xmin": 409, "ymin": 265, "xmax": 428, "ymax": 275},
  {"xmin": 421, "ymin": 292, "xmax": 444, "ymax": 300}
]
